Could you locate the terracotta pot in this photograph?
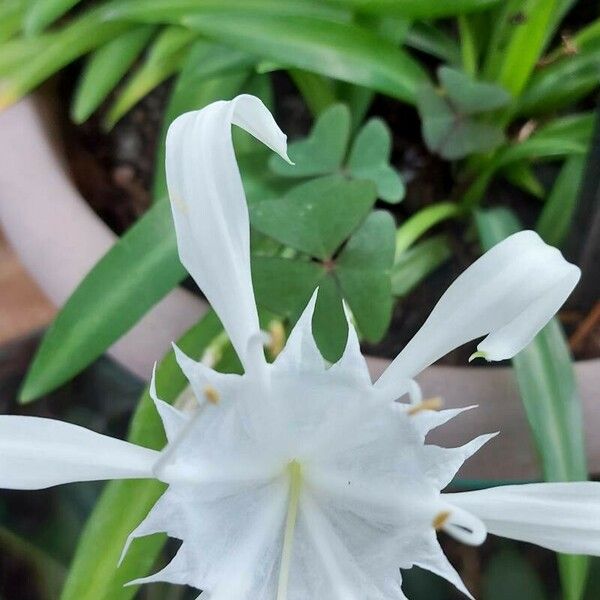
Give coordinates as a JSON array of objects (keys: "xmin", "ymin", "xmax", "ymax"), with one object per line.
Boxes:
[{"xmin": 1, "ymin": 96, "xmax": 598, "ymax": 481}]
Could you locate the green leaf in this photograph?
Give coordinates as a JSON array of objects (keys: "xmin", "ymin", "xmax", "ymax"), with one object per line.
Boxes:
[
  {"xmin": 517, "ymin": 46, "xmax": 600, "ymax": 116},
  {"xmin": 288, "ymin": 69, "xmax": 338, "ymax": 116},
  {"xmin": 252, "ymin": 256, "xmax": 325, "ymax": 319},
  {"xmin": 404, "ymin": 22, "xmax": 461, "ymax": 64},
  {"xmin": 71, "ymin": 25, "xmax": 156, "ymax": 123},
  {"xmin": 536, "ymin": 155, "xmax": 585, "ymax": 247},
  {"xmin": 24, "ymin": 0, "xmax": 82, "ymax": 35},
  {"xmin": 417, "ymin": 83, "xmax": 505, "ymax": 159},
  {"xmin": 322, "ymin": 0, "xmax": 501, "ymax": 19},
  {"xmin": 502, "ymin": 162, "xmax": 545, "ymax": 198},
  {"xmin": 60, "ymin": 311, "xmax": 225, "ymax": 600},
  {"xmin": 483, "ymin": 0, "xmax": 557, "ymax": 96},
  {"xmin": 476, "ymin": 206, "xmax": 589, "ymax": 600},
  {"xmin": 269, "ymin": 104, "xmax": 351, "ymax": 177},
  {"xmin": 0, "ymin": 525, "xmax": 66, "ymax": 599},
  {"xmin": 312, "ymin": 273, "xmax": 347, "ymax": 362},
  {"xmin": 179, "ymin": 12, "xmax": 428, "ymax": 104},
  {"xmin": 20, "ymin": 200, "xmax": 184, "ymax": 403},
  {"xmin": 336, "ymin": 210, "xmax": 395, "ymax": 341},
  {"xmin": 104, "ymin": 26, "xmax": 197, "ymax": 128},
  {"xmin": 348, "ymin": 118, "xmax": 405, "ymax": 203},
  {"xmin": 250, "ymin": 175, "xmax": 377, "ymax": 260},
  {"xmin": 482, "ymin": 547, "xmax": 547, "ymax": 600},
  {"xmin": 438, "ymin": 66, "xmax": 511, "ymax": 114},
  {"xmin": 462, "ymin": 113, "xmax": 594, "ymax": 210},
  {"xmin": 395, "ymin": 202, "xmax": 460, "ymax": 257},
  {"xmin": 0, "ymin": 0, "xmax": 26, "ymax": 44},
  {"xmin": 391, "ymin": 235, "xmax": 452, "ymax": 296},
  {"xmin": 0, "ymin": 10, "xmax": 130, "ymax": 109},
  {"xmin": 106, "ymin": 0, "xmax": 349, "ymax": 24}
]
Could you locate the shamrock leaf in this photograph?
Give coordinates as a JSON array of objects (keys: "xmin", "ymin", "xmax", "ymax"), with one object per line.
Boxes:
[
  {"xmin": 438, "ymin": 66, "xmax": 511, "ymax": 115},
  {"xmin": 336, "ymin": 210, "xmax": 396, "ymax": 342},
  {"xmin": 348, "ymin": 118, "xmax": 405, "ymax": 204},
  {"xmin": 251, "ymin": 211, "xmax": 395, "ymax": 362},
  {"xmin": 250, "ymin": 175, "xmax": 377, "ymax": 260},
  {"xmin": 269, "ymin": 104, "xmax": 351, "ymax": 177},
  {"xmin": 417, "ymin": 82, "xmax": 505, "ymax": 160}
]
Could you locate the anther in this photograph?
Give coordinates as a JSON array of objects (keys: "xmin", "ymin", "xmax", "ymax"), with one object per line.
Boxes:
[
  {"xmin": 408, "ymin": 396, "xmax": 443, "ymax": 416},
  {"xmin": 203, "ymin": 385, "xmax": 220, "ymax": 405},
  {"xmin": 268, "ymin": 320, "xmax": 286, "ymax": 358},
  {"xmin": 432, "ymin": 510, "xmax": 451, "ymax": 530}
]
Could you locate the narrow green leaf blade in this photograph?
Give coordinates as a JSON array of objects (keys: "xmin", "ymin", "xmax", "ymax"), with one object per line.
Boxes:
[
  {"xmin": 536, "ymin": 155, "xmax": 585, "ymax": 247},
  {"xmin": 322, "ymin": 0, "xmax": 501, "ymax": 19},
  {"xmin": 104, "ymin": 26, "xmax": 197, "ymax": 128},
  {"xmin": 476, "ymin": 207, "xmax": 589, "ymax": 600},
  {"xmin": 60, "ymin": 311, "xmax": 224, "ymax": 600},
  {"xmin": 391, "ymin": 235, "xmax": 452, "ymax": 296},
  {"xmin": 483, "ymin": 547, "xmax": 547, "ymax": 600},
  {"xmin": 24, "ymin": 0, "xmax": 82, "ymax": 35},
  {"xmin": 182, "ymin": 13, "xmax": 429, "ymax": 104},
  {"xmin": 72, "ymin": 25, "xmax": 156, "ymax": 123},
  {"xmin": 0, "ymin": 10, "xmax": 130, "ymax": 108},
  {"xmin": 20, "ymin": 200, "xmax": 184, "ymax": 403}
]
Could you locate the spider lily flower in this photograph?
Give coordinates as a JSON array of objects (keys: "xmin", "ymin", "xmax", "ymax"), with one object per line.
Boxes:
[{"xmin": 0, "ymin": 94, "xmax": 597, "ymax": 599}]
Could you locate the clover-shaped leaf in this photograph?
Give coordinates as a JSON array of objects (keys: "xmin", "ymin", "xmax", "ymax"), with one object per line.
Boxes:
[
  {"xmin": 417, "ymin": 82, "xmax": 505, "ymax": 160},
  {"xmin": 251, "ymin": 210, "xmax": 395, "ymax": 362},
  {"xmin": 269, "ymin": 104, "xmax": 351, "ymax": 177},
  {"xmin": 269, "ymin": 103, "xmax": 403, "ymax": 204},
  {"xmin": 348, "ymin": 119, "xmax": 405, "ymax": 203},
  {"xmin": 438, "ymin": 66, "xmax": 511, "ymax": 115},
  {"xmin": 250, "ymin": 175, "xmax": 377, "ymax": 260}
]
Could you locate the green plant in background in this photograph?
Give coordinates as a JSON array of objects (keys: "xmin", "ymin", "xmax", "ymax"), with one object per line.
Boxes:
[{"xmin": 0, "ymin": 0, "xmax": 599, "ymax": 599}]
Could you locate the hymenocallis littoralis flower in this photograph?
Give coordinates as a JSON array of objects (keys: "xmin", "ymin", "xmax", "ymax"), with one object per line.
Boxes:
[{"xmin": 1, "ymin": 95, "xmax": 598, "ymax": 599}]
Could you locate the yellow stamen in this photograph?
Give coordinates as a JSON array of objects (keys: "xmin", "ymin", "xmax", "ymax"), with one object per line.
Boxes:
[
  {"xmin": 203, "ymin": 385, "xmax": 220, "ymax": 405},
  {"xmin": 268, "ymin": 320, "xmax": 286, "ymax": 358},
  {"xmin": 433, "ymin": 510, "xmax": 451, "ymax": 530},
  {"xmin": 408, "ymin": 396, "xmax": 443, "ymax": 416}
]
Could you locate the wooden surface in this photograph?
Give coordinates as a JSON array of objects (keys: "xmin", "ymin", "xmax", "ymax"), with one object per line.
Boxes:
[{"xmin": 0, "ymin": 230, "xmax": 55, "ymax": 345}]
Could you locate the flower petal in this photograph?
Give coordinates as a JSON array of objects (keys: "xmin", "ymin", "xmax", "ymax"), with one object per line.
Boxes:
[
  {"xmin": 375, "ymin": 231, "xmax": 580, "ymax": 399},
  {"xmin": 447, "ymin": 482, "xmax": 600, "ymax": 554},
  {"xmin": 166, "ymin": 95, "xmax": 290, "ymax": 372},
  {"xmin": 0, "ymin": 416, "xmax": 158, "ymax": 489},
  {"xmin": 150, "ymin": 364, "xmax": 189, "ymax": 443}
]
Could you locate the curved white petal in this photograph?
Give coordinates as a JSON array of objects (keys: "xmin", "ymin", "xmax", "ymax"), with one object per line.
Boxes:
[
  {"xmin": 0, "ymin": 416, "xmax": 159, "ymax": 490},
  {"xmin": 447, "ymin": 482, "xmax": 600, "ymax": 555},
  {"xmin": 273, "ymin": 290, "xmax": 324, "ymax": 374},
  {"xmin": 375, "ymin": 231, "xmax": 580, "ymax": 399},
  {"xmin": 149, "ymin": 364, "xmax": 189, "ymax": 443},
  {"xmin": 166, "ymin": 94, "xmax": 290, "ymax": 372}
]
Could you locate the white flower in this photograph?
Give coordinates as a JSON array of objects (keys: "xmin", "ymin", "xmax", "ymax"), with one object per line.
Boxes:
[{"xmin": 0, "ymin": 94, "xmax": 596, "ymax": 600}]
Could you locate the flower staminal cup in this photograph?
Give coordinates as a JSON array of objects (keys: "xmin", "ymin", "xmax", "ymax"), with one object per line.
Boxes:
[{"xmin": 0, "ymin": 94, "xmax": 599, "ymax": 599}]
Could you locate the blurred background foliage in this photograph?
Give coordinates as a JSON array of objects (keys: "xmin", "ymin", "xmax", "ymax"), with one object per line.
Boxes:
[{"xmin": 1, "ymin": 0, "xmax": 600, "ymax": 598}]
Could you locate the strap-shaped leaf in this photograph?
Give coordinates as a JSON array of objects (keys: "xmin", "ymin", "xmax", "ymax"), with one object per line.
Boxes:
[
  {"xmin": 180, "ymin": 12, "xmax": 428, "ymax": 104},
  {"xmin": 71, "ymin": 25, "xmax": 156, "ymax": 123}
]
